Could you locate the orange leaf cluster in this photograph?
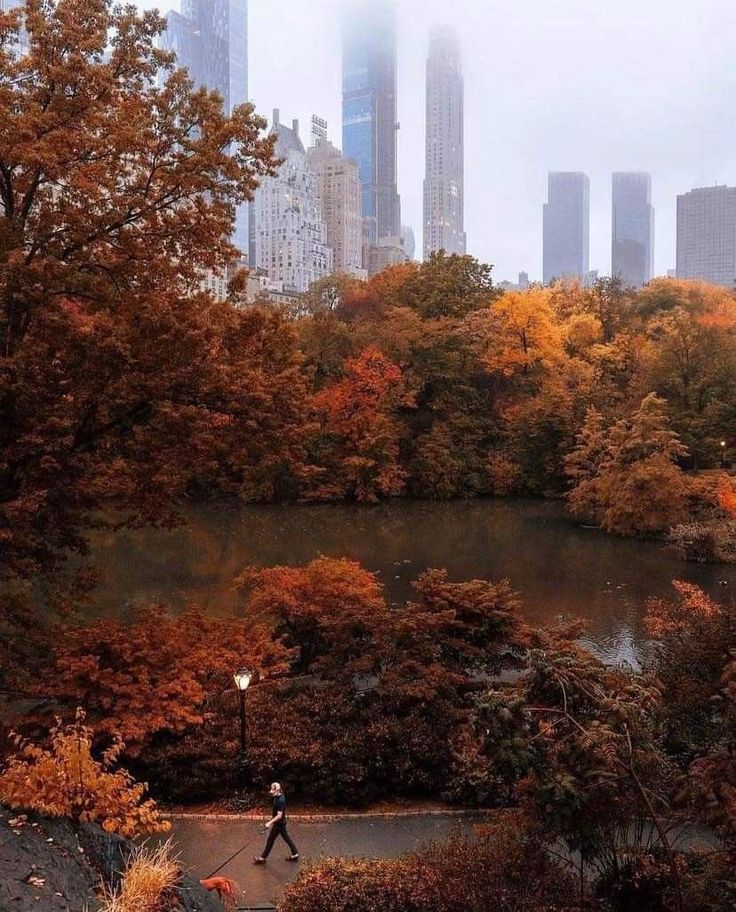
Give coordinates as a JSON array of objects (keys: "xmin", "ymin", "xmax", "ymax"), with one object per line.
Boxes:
[{"xmin": 0, "ymin": 709, "xmax": 168, "ymax": 837}]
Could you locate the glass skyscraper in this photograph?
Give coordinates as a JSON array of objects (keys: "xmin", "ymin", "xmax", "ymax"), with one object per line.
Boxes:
[
  {"xmin": 612, "ymin": 172, "xmax": 654, "ymax": 288},
  {"xmin": 543, "ymin": 172, "xmax": 590, "ymax": 284},
  {"xmin": 342, "ymin": 0, "xmax": 401, "ymax": 247},
  {"xmin": 162, "ymin": 0, "xmax": 249, "ymax": 253},
  {"xmin": 423, "ymin": 24, "xmax": 465, "ymax": 259}
]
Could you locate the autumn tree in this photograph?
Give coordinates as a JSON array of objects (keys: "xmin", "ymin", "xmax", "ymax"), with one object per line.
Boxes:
[
  {"xmin": 309, "ymin": 347, "xmax": 409, "ymax": 502},
  {"xmin": 396, "ymin": 251, "xmax": 500, "ymax": 319},
  {"xmin": 468, "ymin": 637, "xmax": 683, "ymax": 909},
  {"xmin": 43, "ymin": 606, "xmax": 291, "ymax": 756},
  {"xmin": 296, "ymin": 273, "xmax": 364, "ymax": 317},
  {"xmin": 473, "ymin": 288, "xmax": 563, "ymax": 380},
  {"xmin": 581, "ymin": 277, "xmax": 634, "ymax": 343},
  {"xmin": 236, "ymin": 556, "xmax": 387, "ymax": 676},
  {"xmin": 0, "ymin": 709, "xmax": 169, "ymax": 836},
  {"xmin": 646, "ymin": 583, "xmax": 736, "ymax": 840},
  {"xmin": 0, "ymin": 0, "xmax": 278, "ymax": 580},
  {"xmin": 407, "ymin": 569, "xmax": 523, "ymax": 674},
  {"xmin": 636, "ymin": 277, "xmax": 736, "ymax": 320},
  {"xmin": 566, "ymin": 393, "xmax": 690, "ymax": 535},
  {"xmin": 644, "ymin": 305, "xmax": 736, "ymax": 466}
]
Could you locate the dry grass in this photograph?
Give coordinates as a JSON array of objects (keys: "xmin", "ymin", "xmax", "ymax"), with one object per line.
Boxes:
[{"xmin": 100, "ymin": 840, "xmax": 180, "ymax": 912}]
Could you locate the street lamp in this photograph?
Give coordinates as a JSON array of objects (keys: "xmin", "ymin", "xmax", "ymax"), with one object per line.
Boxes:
[
  {"xmin": 233, "ymin": 668, "xmax": 253, "ymax": 756},
  {"xmin": 721, "ymin": 440, "xmax": 727, "ymax": 469}
]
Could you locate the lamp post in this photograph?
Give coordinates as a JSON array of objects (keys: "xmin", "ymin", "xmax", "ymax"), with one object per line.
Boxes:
[
  {"xmin": 721, "ymin": 440, "xmax": 727, "ymax": 469},
  {"xmin": 233, "ymin": 668, "xmax": 253, "ymax": 756}
]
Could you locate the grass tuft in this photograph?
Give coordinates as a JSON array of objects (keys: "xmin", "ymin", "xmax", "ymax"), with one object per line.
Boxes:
[{"xmin": 100, "ymin": 840, "xmax": 180, "ymax": 912}]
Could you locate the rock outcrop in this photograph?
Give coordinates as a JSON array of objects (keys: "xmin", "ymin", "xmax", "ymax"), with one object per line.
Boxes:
[{"xmin": 0, "ymin": 807, "xmax": 222, "ymax": 912}]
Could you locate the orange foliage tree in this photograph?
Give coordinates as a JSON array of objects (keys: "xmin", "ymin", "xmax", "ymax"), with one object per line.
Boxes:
[
  {"xmin": 236, "ymin": 556, "xmax": 387, "ymax": 676},
  {"xmin": 566, "ymin": 393, "xmax": 690, "ymax": 535},
  {"xmin": 0, "ymin": 0, "xmax": 280, "ymax": 581},
  {"xmin": 646, "ymin": 582, "xmax": 736, "ymax": 840},
  {"xmin": 0, "ymin": 709, "xmax": 169, "ymax": 836},
  {"xmin": 309, "ymin": 347, "xmax": 410, "ymax": 502},
  {"xmin": 45, "ymin": 607, "xmax": 292, "ymax": 756}
]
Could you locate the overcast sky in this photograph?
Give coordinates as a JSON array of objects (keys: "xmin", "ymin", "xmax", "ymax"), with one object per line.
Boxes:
[{"xmin": 139, "ymin": 0, "xmax": 736, "ymax": 283}]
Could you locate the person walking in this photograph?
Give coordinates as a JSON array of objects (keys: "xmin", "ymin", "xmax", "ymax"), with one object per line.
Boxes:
[{"xmin": 253, "ymin": 782, "xmax": 299, "ymax": 864}]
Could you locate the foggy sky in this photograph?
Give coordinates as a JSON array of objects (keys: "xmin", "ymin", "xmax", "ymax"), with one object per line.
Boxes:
[{"xmin": 137, "ymin": 0, "xmax": 736, "ymax": 283}]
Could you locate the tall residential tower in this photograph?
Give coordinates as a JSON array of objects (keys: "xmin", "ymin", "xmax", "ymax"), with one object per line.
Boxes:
[
  {"xmin": 307, "ymin": 134, "xmax": 366, "ymax": 278},
  {"xmin": 543, "ymin": 172, "xmax": 590, "ymax": 284},
  {"xmin": 162, "ymin": 0, "xmax": 249, "ymax": 252},
  {"xmin": 612, "ymin": 172, "xmax": 654, "ymax": 288},
  {"xmin": 676, "ymin": 186, "xmax": 736, "ymax": 287},
  {"xmin": 423, "ymin": 25, "xmax": 465, "ymax": 259},
  {"xmin": 342, "ymin": 0, "xmax": 401, "ymax": 254},
  {"xmin": 249, "ymin": 111, "xmax": 333, "ymax": 294}
]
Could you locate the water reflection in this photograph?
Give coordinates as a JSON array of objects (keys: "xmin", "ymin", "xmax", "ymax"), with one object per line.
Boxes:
[{"xmin": 90, "ymin": 499, "xmax": 735, "ymax": 660}]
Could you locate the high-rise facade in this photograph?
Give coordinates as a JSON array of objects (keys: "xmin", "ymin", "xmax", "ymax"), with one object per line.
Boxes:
[
  {"xmin": 162, "ymin": 0, "xmax": 249, "ymax": 252},
  {"xmin": 1, "ymin": 0, "xmax": 28, "ymax": 56},
  {"xmin": 342, "ymin": 0, "xmax": 401, "ymax": 251},
  {"xmin": 676, "ymin": 186, "xmax": 736, "ymax": 287},
  {"xmin": 612, "ymin": 172, "xmax": 654, "ymax": 288},
  {"xmin": 423, "ymin": 25, "xmax": 465, "ymax": 260},
  {"xmin": 249, "ymin": 111, "xmax": 333, "ymax": 294},
  {"xmin": 543, "ymin": 172, "xmax": 590, "ymax": 284},
  {"xmin": 401, "ymin": 225, "xmax": 416, "ymax": 260},
  {"xmin": 307, "ymin": 138, "xmax": 365, "ymax": 278}
]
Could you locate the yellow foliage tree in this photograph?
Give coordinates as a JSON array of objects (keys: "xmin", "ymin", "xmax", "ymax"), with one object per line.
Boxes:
[
  {"xmin": 481, "ymin": 289, "xmax": 563, "ymax": 378},
  {"xmin": 0, "ymin": 709, "xmax": 170, "ymax": 837}
]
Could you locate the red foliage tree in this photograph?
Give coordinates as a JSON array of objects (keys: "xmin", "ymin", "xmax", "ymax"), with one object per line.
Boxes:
[
  {"xmin": 45, "ymin": 606, "xmax": 292, "ymax": 756},
  {"xmin": 236, "ymin": 556, "xmax": 387, "ymax": 675},
  {"xmin": 309, "ymin": 347, "xmax": 409, "ymax": 502}
]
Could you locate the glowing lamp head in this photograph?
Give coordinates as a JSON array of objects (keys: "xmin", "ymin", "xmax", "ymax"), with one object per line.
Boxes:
[{"xmin": 234, "ymin": 668, "xmax": 253, "ymax": 692}]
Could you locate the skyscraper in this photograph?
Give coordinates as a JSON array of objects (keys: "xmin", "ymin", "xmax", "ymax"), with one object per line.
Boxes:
[
  {"xmin": 612, "ymin": 172, "xmax": 654, "ymax": 288},
  {"xmin": 676, "ymin": 186, "xmax": 736, "ymax": 287},
  {"xmin": 342, "ymin": 0, "xmax": 401, "ymax": 252},
  {"xmin": 249, "ymin": 111, "xmax": 333, "ymax": 294},
  {"xmin": 308, "ymin": 135, "xmax": 365, "ymax": 278},
  {"xmin": 162, "ymin": 0, "xmax": 249, "ymax": 252},
  {"xmin": 543, "ymin": 172, "xmax": 590, "ymax": 284},
  {"xmin": 1, "ymin": 0, "xmax": 28, "ymax": 56},
  {"xmin": 401, "ymin": 225, "xmax": 416, "ymax": 260},
  {"xmin": 423, "ymin": 25, "xmax": 465, "ymax": 260}
]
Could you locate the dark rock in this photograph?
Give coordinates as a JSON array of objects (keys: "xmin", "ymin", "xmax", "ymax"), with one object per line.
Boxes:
[
  {"xmin": 0, "ymin": 807, "xmax": 223, "ymax": 912},
  {"xmin": 175, "ymin": 874, "xmax": 224, "ymax": 912},
  {"xmin": 78, "ymin": 822, "xmax": 131, "ymax": 892},
  {"xmin": 0, "ymin": 807, "xmax": 100, "ymax": 912}
]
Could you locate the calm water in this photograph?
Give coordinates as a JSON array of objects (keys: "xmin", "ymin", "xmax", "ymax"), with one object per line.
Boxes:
[{"xmin": 91, "ymin": 499, "xmax": 736, "ymax": 666}]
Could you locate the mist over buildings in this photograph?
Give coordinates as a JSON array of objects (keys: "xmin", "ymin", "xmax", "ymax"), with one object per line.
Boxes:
[{"xmin": 138, "ymin": 0, "xmax": 736, "ymax": 283}]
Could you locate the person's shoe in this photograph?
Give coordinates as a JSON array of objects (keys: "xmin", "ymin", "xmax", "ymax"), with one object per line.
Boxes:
[
  {"xmin": 253, "ymin": 857, "xmax": 266, "ymax": 865},
  {"xmin": 286, "ymin": 854, "xmax": 300, "ymax": 862}
]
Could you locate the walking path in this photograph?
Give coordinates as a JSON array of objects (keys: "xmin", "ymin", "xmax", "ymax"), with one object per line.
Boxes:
[{"xmin": 170, "ymin": 810, "xmax": 491, "ymax": 909}]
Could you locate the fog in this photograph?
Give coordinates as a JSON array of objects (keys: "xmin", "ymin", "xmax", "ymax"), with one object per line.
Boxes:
[{"xmin": 137, "ymin": 0, "xmax": 736, "ymax": 282}]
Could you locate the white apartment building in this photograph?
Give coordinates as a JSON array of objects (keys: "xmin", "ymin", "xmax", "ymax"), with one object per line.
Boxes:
[{"xmin": 249, "ymin": 110, "xmax": 333, "ymax": 294}]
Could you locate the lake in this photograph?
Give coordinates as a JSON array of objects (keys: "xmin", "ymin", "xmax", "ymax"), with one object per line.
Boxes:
[{"xmin": 90, "ymin": 498, "xmax": 736, "ymax": 667}]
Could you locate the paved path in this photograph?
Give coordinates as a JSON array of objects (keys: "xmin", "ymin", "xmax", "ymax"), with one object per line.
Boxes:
[{"xmin": 170, "ymin": 811, "xmax": 490, "ymax": 909}]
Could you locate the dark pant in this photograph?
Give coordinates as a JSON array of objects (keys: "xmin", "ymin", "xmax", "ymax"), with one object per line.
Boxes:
[{"xmin": 261, "ymin": 821, "xmax": 298, "ymax": 858}]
